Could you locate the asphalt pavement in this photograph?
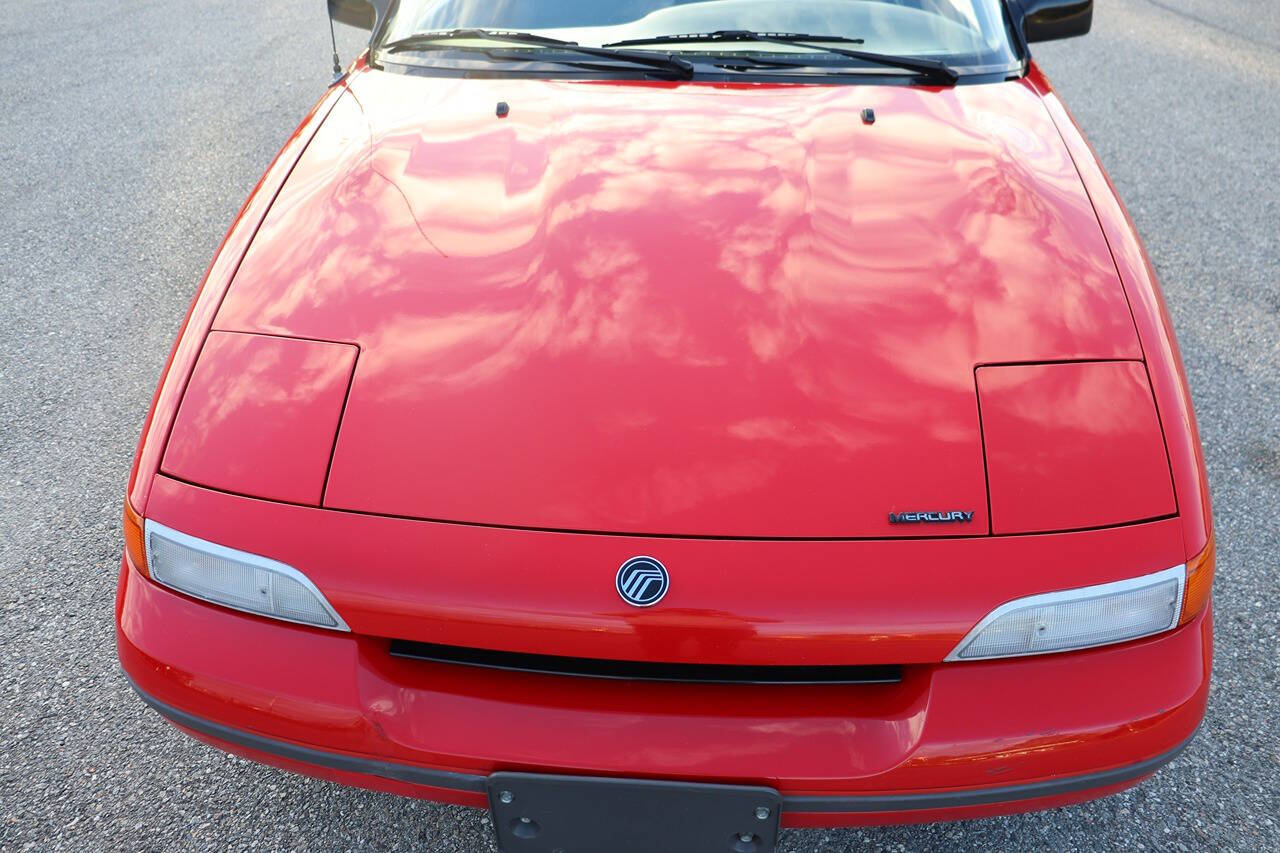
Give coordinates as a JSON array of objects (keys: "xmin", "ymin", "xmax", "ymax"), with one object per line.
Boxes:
[{"xmin": 1, "ymin": 1, "xmax": 1276, "ymax": 850}]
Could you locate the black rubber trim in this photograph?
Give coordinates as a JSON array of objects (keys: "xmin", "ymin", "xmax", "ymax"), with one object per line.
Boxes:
[
  {"xmin": 125, "ymin": 673, "xmax": 1195, "ymax": 811},
  {"xmin": 785, "ymin": 732, "xmax": 1197, "ymax": 812},
  {"xmin": 124, "ymin": 672, "xmax": 485, "ymax": 794},
  {"xmin": 388, "ymin": 640, "xmax": 903, "ymax": 685}
]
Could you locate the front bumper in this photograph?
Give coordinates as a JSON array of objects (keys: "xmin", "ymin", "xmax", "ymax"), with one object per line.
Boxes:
[{"xmin": 116, "ymin": 558, "xmax": 1210, "ymax": 828}]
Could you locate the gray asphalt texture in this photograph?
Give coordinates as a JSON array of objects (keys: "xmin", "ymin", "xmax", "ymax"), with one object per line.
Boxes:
[{"xmin": 1, "ymin": 1, "xmax": 1276, "ymax": 850}]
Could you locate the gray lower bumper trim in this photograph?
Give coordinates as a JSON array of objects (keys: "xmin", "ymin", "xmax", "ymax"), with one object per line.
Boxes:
[
  {"xmin": 784, "ymin": 734, "xmax": 1195, "ymax": 812},
  {"xmin": 126, "ymin": 673, "xmax": 486, "ymax": 793},
  {"xmin": 126, "ymin": 674, "xmax": 1194, "ymax": 813}
]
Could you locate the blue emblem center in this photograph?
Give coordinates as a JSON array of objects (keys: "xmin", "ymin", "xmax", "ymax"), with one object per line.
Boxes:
[{"xmin": 615, "ymin": 557, "xmax": 669, "ymax": 607}]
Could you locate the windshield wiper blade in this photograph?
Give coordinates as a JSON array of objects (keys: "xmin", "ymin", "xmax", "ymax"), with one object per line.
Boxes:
[
  {"xmin": 604, "ymin": 30, "xmax": 958, "ymax": 85},
  {"xmin": 608, "ymin": 30, "xmax": 867, "ymax": 49},
  {"xmin": 381, "ymin": 29, "xmax": 695, "ymax": 79}
]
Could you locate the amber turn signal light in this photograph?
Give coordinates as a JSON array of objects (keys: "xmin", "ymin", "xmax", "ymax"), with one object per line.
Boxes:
[
  {"xmin": 1179, "ymin": 533, "xmax": 1215, "ymax": 626},
  {"xmin": 123, "ymin": 500, "xmax": 149, "ymax": 577}
]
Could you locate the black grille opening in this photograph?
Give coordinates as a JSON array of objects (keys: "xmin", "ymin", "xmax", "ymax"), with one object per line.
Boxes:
[{"xmin": 388, "ymin": 640, "xmax": 902, "ymax": 685}]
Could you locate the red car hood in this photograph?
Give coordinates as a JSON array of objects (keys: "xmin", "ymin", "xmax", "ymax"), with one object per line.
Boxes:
[{"xmin": 214, "ymin": 70, "xmax": 1140, "ymax": 537}]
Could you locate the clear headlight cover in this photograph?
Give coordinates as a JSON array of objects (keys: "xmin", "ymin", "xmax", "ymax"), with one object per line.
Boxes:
[
  {"xmin": 947, "ymin": 565, "xmax": 1185, "ymax": 661},
  {"xmin": 145, "ymin": 521, "xmax": 349, "ymax": 631}
]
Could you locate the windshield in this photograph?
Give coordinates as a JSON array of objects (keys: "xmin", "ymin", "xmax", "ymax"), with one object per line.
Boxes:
[{"xmin": 378, "ymin": 0, "xmax": 1022, "ymax": 76}]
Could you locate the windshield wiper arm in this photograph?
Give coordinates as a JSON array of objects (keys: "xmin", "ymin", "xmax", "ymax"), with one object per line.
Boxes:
[
  {"xmin": 604, "ymin": 30, "xmax": 958, "ymax": 85},
  {"xmin": 381, "ymin": 29, "xmax": 695, "ymax": 79}
]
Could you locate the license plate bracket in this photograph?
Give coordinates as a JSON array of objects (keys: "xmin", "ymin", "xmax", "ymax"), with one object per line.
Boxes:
[{"xmin": 487, "ymin": 772, "xmax": 781, "ymax": 853}]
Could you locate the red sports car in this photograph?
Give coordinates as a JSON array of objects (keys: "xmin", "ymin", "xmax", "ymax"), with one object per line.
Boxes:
[{"xmin": 117, "ymin": 1, "xmax": 1213, "ymax": 849}]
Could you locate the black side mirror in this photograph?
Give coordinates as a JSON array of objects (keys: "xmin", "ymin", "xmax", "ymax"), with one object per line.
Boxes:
[
  {"xmin": 327, "ymin": 0, "xmax": 376, "ymax": 31},
  {"xmin": 1009, "ymin": 0, "xmax": 1093, "ymax": 43}
]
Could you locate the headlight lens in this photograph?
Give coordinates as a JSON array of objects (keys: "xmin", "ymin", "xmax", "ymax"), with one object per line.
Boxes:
[
  {"xmin": 947, "ymin": 565, "xmax": 1184, "ymax": 661},
  {"xmin": 145, "ymin": 521, "xmax": 349, "ymax": 631}
]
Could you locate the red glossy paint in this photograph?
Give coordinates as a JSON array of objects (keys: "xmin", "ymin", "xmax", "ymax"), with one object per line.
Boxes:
[
  {"xmin": 162, "ymin": 332, "xmax": 357, "ymax": 506},
  {"xmin": 978, "ymin": 361, "xmax": 1177, "ymax": 534},
  {"xmin": 144, "ymin": 474, "xmax": 1186, "ymax": 665},
  {"xmin": 117, "ymin": 554, "xmax": 1210, "ymax": 824},
  {"xmin": 118, "ymin": 50, "xmax": 1214, "ymax": 828},
  {"xmin": 126, "ymin": 86, "xmax": 348, "ymax": 517},
  {"xmin": 1027, "ymin": 66, "xmax": 1214, "ymax": 557},
  {"xmin": 212, "ymin": 73, "xmax": 1141, "ymax": 538}
]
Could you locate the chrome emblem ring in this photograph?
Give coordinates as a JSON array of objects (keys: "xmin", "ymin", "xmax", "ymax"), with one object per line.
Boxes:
[{"xmin": 615, "ymin": 556, "xmax": 669, "ymax": 607}]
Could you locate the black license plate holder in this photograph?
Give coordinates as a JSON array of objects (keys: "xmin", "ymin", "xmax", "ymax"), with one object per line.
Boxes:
[{"xmin": 487, "ymin": 772, "xmax": 781, "ymax": 853}]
